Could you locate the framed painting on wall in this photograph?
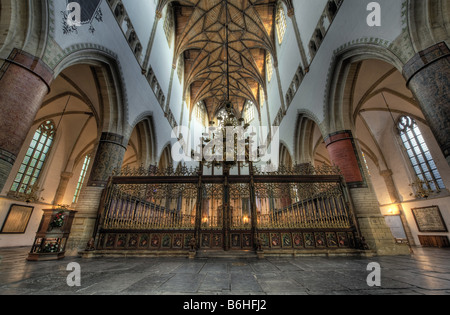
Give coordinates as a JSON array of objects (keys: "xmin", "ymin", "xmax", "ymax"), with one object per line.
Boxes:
[
  {"xmin": 412, "ymin": 206, "xmax": 448, "ymax": 233},
  {"xmin": 0, "ymin": 204, "xmax": 34, "ymax": 234}
]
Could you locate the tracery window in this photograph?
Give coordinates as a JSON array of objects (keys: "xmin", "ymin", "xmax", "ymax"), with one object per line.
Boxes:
[
  {"xmin": 73, "ymin": 154, "xmax": 92, "ymax": 204},
  {"xmin": 276, "ymin": 5, "xmax": 287, "ymax": 44},
  {"xmin": 397, "ymin": 116, "xmax": 445, "ymax": 192},
  {"xmin": 259, "ymin": 86, "xmax": 265, "ymax": 108},
  {"xmin": 177, "ymin": 55, "xmax": 184, "ymax": 83},
  {"xmin": 361, "ymin": 151, "xmax": 370, "ymax": 176},
  {"xmin": 11, "ymin": 121, "xmax": 56, "ymax": 194},
  {"xmin": 244, "ymin": 101, "xmax": 255, "ymax": 124},
  {"xmin": 194, "ymin": 101, "xmax": 206, "ymax": 125},
  {"xmin": 266, "ymin": 53, "xmax": 273, "ymax": 82},
  {"xmin": 163, "ymin": 5, "xmax": 174, "ymax": 47}
]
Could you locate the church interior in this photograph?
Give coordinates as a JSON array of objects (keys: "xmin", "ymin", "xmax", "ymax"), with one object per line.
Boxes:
[{"xmin": 0, "ymin": 0, "xmax": 449, "ymax": 295}]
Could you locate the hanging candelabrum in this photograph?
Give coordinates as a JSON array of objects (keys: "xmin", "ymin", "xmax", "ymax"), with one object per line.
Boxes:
[
  {"xmin": 409, "ymin": 177, "xmax": 438, "ymax": 199},
  {"xmin": 8, "ymin": 183, "xmax": 44, "ymax": 204},
  {"xmin": 194, "ymin": 101, "xmax": 261, "ymax": 173}
]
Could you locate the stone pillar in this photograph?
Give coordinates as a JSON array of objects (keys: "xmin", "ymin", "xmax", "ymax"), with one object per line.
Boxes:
[
  {"xmin": 379, "ymin": 169, "xmax": 401, "ymax": 204},
  {"xmin": 142, "ymin": 10, "xmax": 162, "ymax": 73},
  {"xmin": 0, "ymin": 49, "xmax": 53, "ymax": 193},
  {"xmin": 379, "ymin": 169, "xmax": 415, "ymax": 246},
  {"xmin": 87, "ymin": 133, "xmax": 127, "ymax": 187},
  {"xmin": 53, "ymin": 172, "xmax": 74, "ymax": 206},
  {"xmin": 286, "ymin": 6, "xmax": 309, "ymax": 72},
  {"xmin": 325, "ymin": 131, "xmax": 410, "ymax": 255},
  {"xmin": 403, "ymin": 42, "xmax": 450, "ymax": 166},
  {"xmin": 324, "ymin": 130, "xmax": 365, "ymax": 187},
  {"xmin": 66, "ymin": 132, "xmax": 127, "ymax": 254}
]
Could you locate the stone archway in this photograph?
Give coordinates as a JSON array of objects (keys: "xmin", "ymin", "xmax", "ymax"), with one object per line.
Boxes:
[
  {"xmin": 123, "ymin": 115, "xmax": 158, "ymax": 168},
  {"xmin": 51, "ymin": 50, "xmax": 129, "ymax": 254},
  {"xmin": 408, "ymin": 0, "xmax": 450, "ymax": 53},
  {"xmin": 53, "ymin": 49, "xmax": 128, "ymax": 136}
]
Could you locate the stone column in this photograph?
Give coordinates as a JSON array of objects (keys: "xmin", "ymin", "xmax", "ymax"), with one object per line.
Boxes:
[
  {"xmin": 66, "ymin": 132, "xmax": 127, "ymax": 254},
  {"xmin": 286, "ymin": 6, "xmax": 309, "ymax": 72},
  {"xmin": 379, "ymin": 169, "xmax": 415, "ymax": 246},
  {"xmin": 325, "ymin": 130, "xmax": 410, "ymax": 255},
  {"xmin": 403, "ymin": 42, "xmax": 450, "ymax": 166},
  {"xmin": 324, "ymin": 131, "xmax": 365, "ymax": 187},
  {"xmin": 0, "ymin": 49, "xmax": 53, "ymax": 193},
  {"xmin": 53, "ymin": 172, "xmax": 74, "ymax": 206},
  {"xmin": 142, "ymin": 10, "xmax": 162, "ymax": 74}
]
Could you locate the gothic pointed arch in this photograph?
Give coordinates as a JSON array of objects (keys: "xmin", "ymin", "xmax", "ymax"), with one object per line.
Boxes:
[
  {"xmin": 126, "ymin": 113, "xmax": 158, "ymax": 167},
  {"xmin": 52, "ymin": 49, "xmax": 128, "ymax": 137},
  {"xmin": 294, "ymin": 112, "xmax": 328, "ymax": 165},
  {"xmin": 158, "ymin": 143, "xmax": 173, "ymax": 170},
  {"xmin": 0, "ymin": 0, "xmax": 48, "ymax": 58},
  {"xmin": 324, "ymin": 44, "xmax": 405, "ymax": 134},
  {"xmin": 408, "ymin": 0, "xmax": 450, "ymax": 53},
  {"xmin": 279, "ymin": 142, "xmax": 293, "ymax": 167}
]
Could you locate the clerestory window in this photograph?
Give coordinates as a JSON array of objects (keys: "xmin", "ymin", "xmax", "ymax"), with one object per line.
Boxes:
[{"xmin": 397, "ymin": 116, "xmax": 445, "ymax": 192}]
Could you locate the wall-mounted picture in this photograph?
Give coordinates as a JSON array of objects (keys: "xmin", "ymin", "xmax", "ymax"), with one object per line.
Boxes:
[
  {"xmin": 0, "ymin": 204, "xmax": 34, "ymax": 234},
  {"xmin": 412, "ymin": 206, "xmax": 448, "ymax": 233}
]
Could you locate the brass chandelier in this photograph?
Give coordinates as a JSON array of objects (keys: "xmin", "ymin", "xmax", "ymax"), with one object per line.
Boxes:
[{"xmin": 199, "ymin": 0, "xmax": 256, "ymax": 170}]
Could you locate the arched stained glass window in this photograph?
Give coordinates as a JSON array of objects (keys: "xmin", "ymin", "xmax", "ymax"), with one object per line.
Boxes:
[
  {"xmin": 73, "ymin": 154, "xmax": 92, "ymax": 204},
  {"xmin": 163, "ymin": 4, "xmax": 174, "ymax": 47},
  {"xmin": 194, "ymin": 101, "xmax": 206, "ymax": 125},
  {"xmin": 244, "ymin": 101, "xmax": 255, "ymax": 124},
  {"xmin": 276, "ymin": 5, "xmax": 287, "ymax": 44},
  {"xmin": 266, "ymin": 53, "xmax": 273, "ymax": 82},
  {"xmin": 259, "ymin": 86, "xmax": 265, "ymax": 108},
  {"xmin": 397, "ymin": 116, "xmax": 445, "ymax": 192},
  {"xmin": 11, "ymin": 120, "xmax": 56, "ymax": 194}
]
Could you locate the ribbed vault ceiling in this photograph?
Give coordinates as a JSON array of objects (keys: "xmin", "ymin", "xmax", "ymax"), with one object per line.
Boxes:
[{"xmin": 161, "ymin": 0, "xmax": 280, "ymax": 120}]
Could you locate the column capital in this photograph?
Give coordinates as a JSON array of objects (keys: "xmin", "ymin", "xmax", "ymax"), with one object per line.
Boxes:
[
  {"xmin": 325, "ymin": 130, "xmax": 366, "ymax": 187},
  {"xmin": 403, "ymin": 42, "xmax": 450, "ymax": 86},
  {"xmin": 282, "ymin": 0, "xmax": 295, "ymax": 17},
  {"xmin": 324, "ymin": 130, "xmax": 354, "ymax": 147},
  {"xmin": 0, "ymin": 148, "xmax": 16, "ymax": 165},
  {"xmin": 60, "ymin": 172, "xmax": 74, "ymax": 180},
  {"xmin": 402, "ymin": 42, "xmax": 450, "ymax": 165},
  {"xmin": 87, "ymin": 132, "xmax": 127, "ymax": 187},
  {"xmin": 3, "ymin": 49, "xmax": 54, "ymax": 91},
  {"xmin": 379, "ymin": 169, "xmax": 393, "ymax": 178},
  {"xmin": 287, "ymin": 8, "xmax": 295, "ymax": 18}
]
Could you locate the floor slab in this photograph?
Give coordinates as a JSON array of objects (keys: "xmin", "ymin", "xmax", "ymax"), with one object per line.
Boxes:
[{"xmin": 1, "ymin": 247, "xmax": 450, "ymax": 295}]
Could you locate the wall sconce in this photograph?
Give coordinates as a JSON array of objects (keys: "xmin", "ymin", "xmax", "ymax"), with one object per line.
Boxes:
[{"xmin": 387, "ymin": 205, "xmax": 400, "ymax": 216}]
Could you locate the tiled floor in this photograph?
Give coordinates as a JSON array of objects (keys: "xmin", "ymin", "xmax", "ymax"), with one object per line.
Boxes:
[{"xmin": 1, "ymin": 247, "xmax": 450, "ymax": 295}]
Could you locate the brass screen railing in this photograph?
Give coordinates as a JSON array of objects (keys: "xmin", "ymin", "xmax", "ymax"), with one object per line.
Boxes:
[
  {"xmin": 101, "ymin": 182, "xmax": 198, "ymax": 230},
  {"xmin": 93, "ymin": 163, "xmax": 360, "ymax": 251}
]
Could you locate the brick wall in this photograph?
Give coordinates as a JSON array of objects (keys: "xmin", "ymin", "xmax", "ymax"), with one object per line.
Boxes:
[{"xmin": 0, "ymin": 49, "xmax": 53, "ymax": 192}]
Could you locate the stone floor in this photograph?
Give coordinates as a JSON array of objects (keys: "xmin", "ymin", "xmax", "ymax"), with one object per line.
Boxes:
[{"xmin": 1, "ymin": 247, "xmax": 450, "ymax": 295}]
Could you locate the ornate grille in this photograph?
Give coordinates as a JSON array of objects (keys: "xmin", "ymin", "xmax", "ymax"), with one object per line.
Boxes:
[{"xmin": 94, "ymin": 163, "xmax": 360, "ymax": 251}]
